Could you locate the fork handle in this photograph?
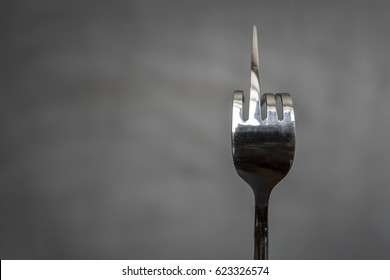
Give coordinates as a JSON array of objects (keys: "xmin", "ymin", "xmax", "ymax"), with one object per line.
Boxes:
[{"xmin": 254, "ymin": 204, "xmax": 269, "ymax": 260}]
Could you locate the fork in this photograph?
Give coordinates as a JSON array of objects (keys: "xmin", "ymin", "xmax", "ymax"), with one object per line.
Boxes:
[{"xmin": 231, "ymin": 26, "xmax": 296, "ymax": 260}]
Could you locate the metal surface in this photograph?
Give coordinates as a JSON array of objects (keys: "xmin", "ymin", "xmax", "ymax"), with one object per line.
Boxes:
[{"xmin": 231, "ymin": 26, "xmax": 296, "ymax": 260}]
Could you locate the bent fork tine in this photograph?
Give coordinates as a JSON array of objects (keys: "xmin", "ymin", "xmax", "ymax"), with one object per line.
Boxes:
[
  {"xmin": 276, "ymin": 93, "xmax": 295, "ymax": 122},
  {"xmin": 261, "ymin": 93, "xmax": 278, "ymax": 121},
  {"xmin": 233, "ymin": 90, "xmax": 244, "ymax": 122}
]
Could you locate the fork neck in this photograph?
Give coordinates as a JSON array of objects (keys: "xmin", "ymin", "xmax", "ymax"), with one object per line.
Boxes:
[
  {"xmin": 254, "ymin": 188, "xmax": 271, "ymax": 208},
  {"xmin": 254, "ymin": 192, "xmax": 271, "ymax": 260}
]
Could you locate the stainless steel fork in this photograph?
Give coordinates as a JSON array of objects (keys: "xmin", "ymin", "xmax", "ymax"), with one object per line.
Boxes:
[{"xmin": 231, "ymin": 26, "xmax": 296, "ymax": 260}]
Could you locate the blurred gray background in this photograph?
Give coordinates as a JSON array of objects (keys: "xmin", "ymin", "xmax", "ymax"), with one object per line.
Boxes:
[{"xmin": 1, "ymin": 0, "xmax": 390, "ymax": 259}]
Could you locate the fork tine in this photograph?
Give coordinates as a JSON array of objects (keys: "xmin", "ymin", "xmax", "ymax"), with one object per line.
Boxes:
[
  {"xmin": 261, "ymin": 93, "xmax": 277, "ymax": 121},
  {"xmin": 249, "ymin": 25, "xmax": 261, "ymax": 120},
  {"xmin": 233, "ymin": 90, "xmax": 244, "ymax": 122},
  {"xmin": 276, "ymin": 93, "xmax": 295, "ymax": 122}
]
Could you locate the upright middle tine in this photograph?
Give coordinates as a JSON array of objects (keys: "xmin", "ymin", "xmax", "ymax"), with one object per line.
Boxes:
[{"xmin": 249, "ymin": 25, "xmax": 261, "ymax": 121}]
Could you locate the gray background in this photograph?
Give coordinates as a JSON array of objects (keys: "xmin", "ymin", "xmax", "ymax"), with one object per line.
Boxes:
[{"xmin": 1, "ymin": 0, "xmax": 390, "ymax": 259}]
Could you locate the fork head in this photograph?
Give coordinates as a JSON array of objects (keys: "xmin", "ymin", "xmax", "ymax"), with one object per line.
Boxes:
[{"xmin": 231, "ymin": 26, "xmax": 296, "ymax": 205}]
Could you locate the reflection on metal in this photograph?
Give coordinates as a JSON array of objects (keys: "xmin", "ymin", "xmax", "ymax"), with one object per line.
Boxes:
[{"xmin": 231, "ymin": 26, "xmax": 296, "ymax": 260}]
